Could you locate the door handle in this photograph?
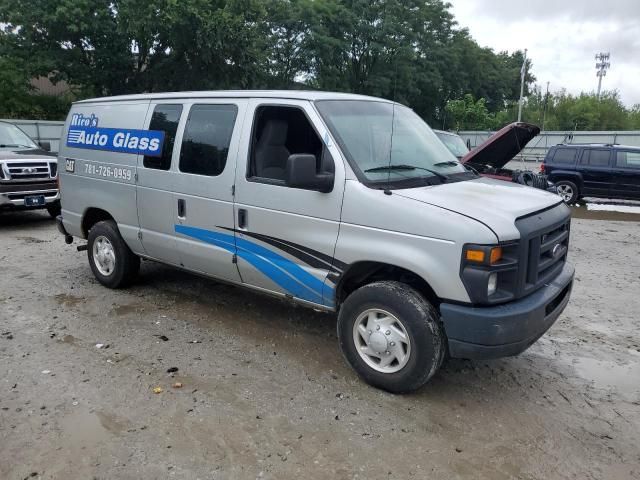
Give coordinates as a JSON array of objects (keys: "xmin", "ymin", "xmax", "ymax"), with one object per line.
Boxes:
[
  {"xmin": 177, "ymin": 198, "xmax": 186, "ymax": 219},
  {"xmin": 238, "ymin": 208, "xmax": 247, "ymax": 230}
]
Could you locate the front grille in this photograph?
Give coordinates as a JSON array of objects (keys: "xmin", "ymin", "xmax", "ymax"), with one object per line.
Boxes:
[
  {"xmin": 514, "ymin": 204, "xmax": 571, "ymax": 298},
  {"xmin": 4, "ymin": 161, "xmax": 52, "ymax": 181},
  {"xmin": 524, "ymin": 221, "xmax": 569, "ymax": 290}
]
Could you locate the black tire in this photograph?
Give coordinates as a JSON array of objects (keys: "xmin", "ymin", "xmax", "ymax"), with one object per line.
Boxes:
[
  {"xmin": 46, "ymin": 201, "xmax": 61, "ymax": 218},
  {"xmin": 337, "ymin": 281, "xmax": 445, "ymax": 393},
  {"xmin": 555, "ymin": 180, "xmax": 579, "ymax": 204},
  {"xmin": 87, "ymin": 220, "xmax": 140, "ymax": 288}
]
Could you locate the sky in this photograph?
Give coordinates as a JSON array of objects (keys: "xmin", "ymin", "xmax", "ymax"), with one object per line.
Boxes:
[{"xmin": 449, "ymin": 0, "xmax": 640, "ymax": 107}]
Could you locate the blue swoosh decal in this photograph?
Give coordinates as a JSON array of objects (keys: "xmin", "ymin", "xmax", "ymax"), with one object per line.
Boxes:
[{"xmin": 175, "ymin": 225, "xmax": 333, "ymax": 306}]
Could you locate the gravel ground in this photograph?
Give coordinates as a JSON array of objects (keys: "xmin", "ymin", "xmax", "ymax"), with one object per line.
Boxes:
[{"xmin": 1, "ymin": 210, "xmax": 639, "ymax": 480}]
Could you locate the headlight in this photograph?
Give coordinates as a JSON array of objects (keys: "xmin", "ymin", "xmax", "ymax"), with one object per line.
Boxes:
[{"xmin": 461, "ymin": 243, "xmax": 519, "ymax": 305}]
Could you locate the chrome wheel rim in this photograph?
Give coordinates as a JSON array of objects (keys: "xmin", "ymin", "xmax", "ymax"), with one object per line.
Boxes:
[
  {"xmin": 92, "ymin": 235, "xmax": 116, "ymax": 276},
  {"xmin": 352, "ymin": 308, "xmax": 411, "ymax": 374},
  {"xmin": 557, "ymin": 184, "xmax": 573, "ymax": 202}
]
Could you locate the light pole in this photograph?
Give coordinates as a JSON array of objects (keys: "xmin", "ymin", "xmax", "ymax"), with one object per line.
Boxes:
[
  {"xmin": 517, "ymin": 49, "xmax": 527, "ymax": 122},
  {"xmin": 595, "ymin": 52, "xmax": 610, "ymax": 99},
  {"xmin": 541, "ymin": 81, "xmax": 550, "ymax": 131}
]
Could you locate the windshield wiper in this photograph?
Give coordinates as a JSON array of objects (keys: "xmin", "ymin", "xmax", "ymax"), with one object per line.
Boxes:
[
  {"xmin": 432, "ymin": 160, "xmax": 459, "ymax": 167},
  {"xmin": 365, "ymin": 164, "xmax": 449, "ymax": 182},
  {"xmin": 0, "ymin": 144, "xmax": 31, "ymax": 148}
]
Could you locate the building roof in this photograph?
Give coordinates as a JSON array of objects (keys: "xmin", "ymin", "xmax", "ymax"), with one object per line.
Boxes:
[{"xmin": 75, "ymin": 90, "xmax": 394, "ymax": 104}]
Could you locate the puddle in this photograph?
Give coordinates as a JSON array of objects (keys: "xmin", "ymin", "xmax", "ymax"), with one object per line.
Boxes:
[
  {"xmin": 59, "ymin": 410, "xmax": 125, "ymax": 452},
  {"xmin": 570, "ymin": 357, "xmax": 640, "ymax": 396},
  {"xmin": 571, "ymin": 198, "xmax": 640, "ymax": 222},
  {"xmin": 53, "ymin": 294, "xmax": 84, "ymax": 307}
]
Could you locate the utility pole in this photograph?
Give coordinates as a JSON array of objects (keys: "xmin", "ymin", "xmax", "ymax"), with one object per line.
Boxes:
[
  {"xmin": 541, "ymin": 81, "xmax": 550, "ymax": 131},
  {"xmin": 517, "ymin": 48, "xmax": 527, "ymax": 122},
  {"xmin": 595, "ymin": 52, "xmax": 610, "ymax": 99}
]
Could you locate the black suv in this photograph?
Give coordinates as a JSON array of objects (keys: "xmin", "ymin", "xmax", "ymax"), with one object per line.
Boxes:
[{"xmin": 542, "ymin": 144, "xmax": 640, "ymax": 203}]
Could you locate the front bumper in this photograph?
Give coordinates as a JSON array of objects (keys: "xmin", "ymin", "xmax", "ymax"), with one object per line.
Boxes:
[
  {"xmin": 440, "ymin": 262, "xmax": 574, "ymax": 359},
  {"xmin": 0, "ymin": 182, "xmax": 60, "ymax": 208}
]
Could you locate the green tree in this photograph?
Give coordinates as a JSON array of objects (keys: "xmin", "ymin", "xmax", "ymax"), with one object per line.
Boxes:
[
  {"xmin": 0, "ymin": 0, "xmax": 270, "ymax": 97},
  {"xmin": 444, "ymin": 94, "xmax": 493, "ymax": 130},
  {"xmin": 628, "ymin": 105, "xmax": 640, "ymax": 129}
]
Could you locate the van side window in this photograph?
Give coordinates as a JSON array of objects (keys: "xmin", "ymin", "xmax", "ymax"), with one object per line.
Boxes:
[
  {"xmin": 616, "ymin": 151, "xmax": 640, "ymax": 169},
  {"xmin": 580, "ymin": 149, "xmax": 610, "ymax": 167},
  {"xmin": 552, "ymin": 148, "xmax": 577, "ymax": 164},
  {"xmin": 143, "ymin": 104, "xmax": 183, "ymax": 170},
  {"xmin": 179, "ymin": 104, "xmax": 238, "ymax": 176},
  {"xmin": 248, "ymin": 105, "xmax": 325, "ymax": 182}
]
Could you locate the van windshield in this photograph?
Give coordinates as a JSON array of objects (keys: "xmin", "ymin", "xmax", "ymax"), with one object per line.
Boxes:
[
  {"xmin": 315, "ymin": 100, "xmax": 470, "ymax": 187},
  {"xmin": 0, "ymin": 122, "xmax": 38, "ymax": 149}
]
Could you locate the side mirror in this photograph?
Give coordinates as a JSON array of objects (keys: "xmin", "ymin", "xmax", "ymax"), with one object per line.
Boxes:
[
  {"xmin": 38, "ymin": 141, "xmax": 51, "ymax": 151},
  {"xmin": 285, "ymin": 154, "xmax": 334, "ymax": 193}
]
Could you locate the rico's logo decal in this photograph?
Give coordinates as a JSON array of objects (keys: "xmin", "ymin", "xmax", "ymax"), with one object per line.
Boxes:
[
  {"xmin": 174, "ymin": 225, "xmax": 347, "ymax": 307},
  {"xmin": 66, "ymin": 113, "xmax": 165, "ymax": 157}
]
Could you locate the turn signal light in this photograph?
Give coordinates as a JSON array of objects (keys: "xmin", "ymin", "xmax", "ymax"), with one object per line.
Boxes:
[
  {"xmin": 489, "ymin": 247, "xmax": 502, "ymax": 264},
  {"xmin": 465, "ymin": 247, "xmax": 502, "ymax": 265},
  {"xmin": 465, "ymin": 249, "xmax": 485, "ymax": 263}
]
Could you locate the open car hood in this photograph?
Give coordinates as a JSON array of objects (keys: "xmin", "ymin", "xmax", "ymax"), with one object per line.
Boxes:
[{"xmin": 461, "ymin": 122, "xmax": 540, "ymax": 170}]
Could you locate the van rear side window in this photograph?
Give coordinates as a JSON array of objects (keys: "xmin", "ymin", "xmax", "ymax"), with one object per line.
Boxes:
[
  {"xmin": 552, "ymin": 148, "xmax": 578, "ymax": 164},
  {"xmin": 144, "ymin": 104, "xmax": 183, "ymax": 170},
  {"xmin": 179, "ymin": 104, "xmax": 238, "ymax": 177}
]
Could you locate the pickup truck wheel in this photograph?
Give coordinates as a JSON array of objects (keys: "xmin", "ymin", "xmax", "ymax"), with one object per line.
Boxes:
[
  {"xmin": 46, "ymin": 202, "xmax": 61, "ymax": 218},
  {"xmin": 337, "ymin": 281, "xmax": 445, "ymax": 393},
  {"xmin": 87, "ymin": 220, "xmax": 140, "ymax": 288},
  {"xmin": 556, "ymin": 180, "xmax": 579, "ymax": 204}
]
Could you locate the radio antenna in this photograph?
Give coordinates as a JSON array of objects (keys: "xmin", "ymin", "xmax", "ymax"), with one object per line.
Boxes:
[{"xmin": 384, "ymin": 55, "xmax": 399, "ymax": 196}]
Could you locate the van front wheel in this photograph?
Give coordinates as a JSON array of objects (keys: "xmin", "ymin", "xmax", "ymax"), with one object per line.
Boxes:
[
  {"xmin": 337, "ymin": 281, "xmax": 445, "ymax": 393},
  {"xmin": 87, "ymin": 220, "xmax": 140, "ymax": 288}
]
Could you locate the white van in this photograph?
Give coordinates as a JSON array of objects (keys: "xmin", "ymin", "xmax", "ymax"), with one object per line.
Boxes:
[{"xmin": 56, "ymin": 91, "xmax": 574, "ymax": 392}]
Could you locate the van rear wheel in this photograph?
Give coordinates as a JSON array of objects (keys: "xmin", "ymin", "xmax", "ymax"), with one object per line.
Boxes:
[
  {"xmin": 337, "ymin": 281, "xmax": 445, "ymax": 393},
  {"xmin": 87, "ymin": 220, "xmax": 139, "ymax": 288}
]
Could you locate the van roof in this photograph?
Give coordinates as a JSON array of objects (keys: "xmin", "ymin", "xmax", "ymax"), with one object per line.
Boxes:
[{"xmin": 75, "ymin": 90, "xmax": 395, "ymax": 105}]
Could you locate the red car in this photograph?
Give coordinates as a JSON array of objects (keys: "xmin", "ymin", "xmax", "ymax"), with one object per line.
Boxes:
[{"xmin": 454, "ymin": 122, "xmax": 552, "ymax": 191}]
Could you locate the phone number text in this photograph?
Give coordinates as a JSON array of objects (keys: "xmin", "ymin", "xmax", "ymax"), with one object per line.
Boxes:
[{"xmin": 84, "ymin": 163, "xmax": 133, "ymax": 181}]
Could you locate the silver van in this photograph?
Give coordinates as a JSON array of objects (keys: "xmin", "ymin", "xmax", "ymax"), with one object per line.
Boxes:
[{"xmin": 56, "ymin": 91, "xmax": 574, "ymax": 392}]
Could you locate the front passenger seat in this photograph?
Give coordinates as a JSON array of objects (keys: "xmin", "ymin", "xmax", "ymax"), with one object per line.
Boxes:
[{"xmin": 254, "ymin": 120, "xmax": 290, "ymax": 180}]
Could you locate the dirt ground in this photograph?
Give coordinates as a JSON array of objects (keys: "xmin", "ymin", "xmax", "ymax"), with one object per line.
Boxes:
[{"xmin": 1, "ymin": 209, "xmax": 639, "ymax": 480}]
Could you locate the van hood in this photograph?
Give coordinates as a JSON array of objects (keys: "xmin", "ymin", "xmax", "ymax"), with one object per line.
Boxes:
[
  {"xmin": 461, "ymin": 122, "xmax": 540, "ymax": 170},
  {"xmin": 394, "ymin": 177, "xmax": 563, "ymax": 241}
]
